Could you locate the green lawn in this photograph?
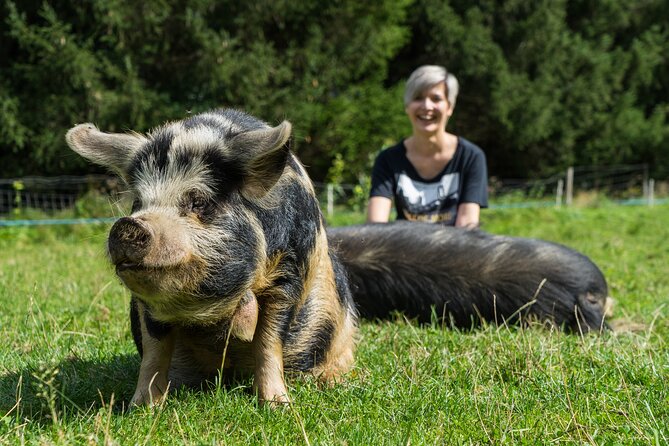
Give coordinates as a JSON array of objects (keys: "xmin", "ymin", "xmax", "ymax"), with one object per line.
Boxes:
[{"xmin": 1, "ymin": 204, "xmax": 667, "ymax": 444}]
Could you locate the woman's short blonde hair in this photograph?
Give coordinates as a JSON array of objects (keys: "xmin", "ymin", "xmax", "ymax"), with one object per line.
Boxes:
[{"xmin": 403, "ymin": 65, "xmax": 459, "ymax": 108}]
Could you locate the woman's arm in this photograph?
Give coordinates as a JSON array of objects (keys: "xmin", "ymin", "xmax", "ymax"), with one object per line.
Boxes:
[
  {"xmin": 455, "ymin": 202, "xmax": 480, "ymax": 229},
  {"xmin": 366, "ymin": 196, "xmax": 393, "ymax": 223}
]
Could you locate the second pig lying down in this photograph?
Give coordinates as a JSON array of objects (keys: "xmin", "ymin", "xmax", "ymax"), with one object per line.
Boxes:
[{"xmin": 328, "ymin": 222, "xmax": 611, "ymax": 332}]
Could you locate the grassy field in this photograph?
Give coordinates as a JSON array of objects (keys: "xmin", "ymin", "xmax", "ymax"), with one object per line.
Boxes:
[{"xmin": 0, "ymin": 204, "xmax": 667, "ymax": 444}]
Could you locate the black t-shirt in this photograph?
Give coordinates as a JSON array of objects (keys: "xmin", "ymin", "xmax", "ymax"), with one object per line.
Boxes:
[{"xmin": 370, "ymin": 138, "xmax": 488, "ymax": 225}]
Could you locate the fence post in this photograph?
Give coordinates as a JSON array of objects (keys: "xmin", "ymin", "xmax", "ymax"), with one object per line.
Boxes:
[
  {"xmin": 565, "ymin": 167, "xmax": 574, "ymax": 206},
  {"xmin": 327, "ymin": 183, "xmax": 334, "ymax": 218},
  {"xmin": 649, "ymin": 179, "xmax": 655, "ymax": 206},
  {"xmin": 556, "ymin": 179, "xmax": 564, "ymax": 207}
]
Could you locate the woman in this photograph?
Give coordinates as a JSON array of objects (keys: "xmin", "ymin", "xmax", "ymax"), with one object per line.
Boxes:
[{"xmin": 367, "ymin": 65, "xmax": 488, "ymax": 228}]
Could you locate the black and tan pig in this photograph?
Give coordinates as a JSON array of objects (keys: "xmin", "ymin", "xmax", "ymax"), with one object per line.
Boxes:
[{"xmin": 66, "ymin": 109, "xmax": 358, "ymax": 406}]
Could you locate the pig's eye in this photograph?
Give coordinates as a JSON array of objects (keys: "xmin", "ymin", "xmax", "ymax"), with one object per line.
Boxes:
[
  {"xmin": 191, "ymin": 197, "xmax": 206, "ymax": 212},
  {"xmin": 187, "ymin": 193, "xmax": 210, "ymax": 215},
  {"xmin": 131, "ymin": 198, "xmax": 141, "ymax": 213}
]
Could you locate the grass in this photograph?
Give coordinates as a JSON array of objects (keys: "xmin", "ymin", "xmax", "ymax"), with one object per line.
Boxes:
[{"xmin": 1, "ymin": 204, "xmax": 668, "ymax": 444}]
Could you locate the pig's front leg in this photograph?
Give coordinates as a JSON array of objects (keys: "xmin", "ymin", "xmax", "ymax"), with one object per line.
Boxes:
[
  {"xmin": 130, "ymin": 301, "xmax": 175, "ymax": 407},
  {"xmin": 252, "ymin": 300, "xmax": 290, "ymax": 406}
]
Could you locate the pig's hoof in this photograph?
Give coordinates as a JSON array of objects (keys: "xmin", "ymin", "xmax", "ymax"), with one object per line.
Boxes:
[
  {"xmin": 260, "ymin": 392, "xmax": 291, "ymax": 409},
  {"xmin": 130, "ymin": 390, "xmax": 167, "ymax": 409}
]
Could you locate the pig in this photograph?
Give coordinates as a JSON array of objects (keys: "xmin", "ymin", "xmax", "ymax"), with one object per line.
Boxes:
[
  {"xmin": 66, "ymin": 109, "xmax": 358, "ymax": 407},
  {"xmin": 328, "ymin": 222, "xmax": 610, "ymax": 332}
]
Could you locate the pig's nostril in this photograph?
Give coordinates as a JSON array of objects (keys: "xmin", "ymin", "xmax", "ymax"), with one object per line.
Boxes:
[
  {"xmin": 126, "ymin": 229, "xmax": 145, "ymax": 243},
  {"xmin": 134, "ymin": 231, "xmax": 150, "ymax": 245}
]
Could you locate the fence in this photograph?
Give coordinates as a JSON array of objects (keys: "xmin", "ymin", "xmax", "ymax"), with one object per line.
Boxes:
[
  {"xmin": 0, "ymin": 164, "xmax": 666, "ymax": 225},
  {"xmin": 0, "ymin": 175, "xmax": 125, "ymax": 214},
  {"xmin": 314, "ymin": 164, "xmax": 664, "ymax": 216}
]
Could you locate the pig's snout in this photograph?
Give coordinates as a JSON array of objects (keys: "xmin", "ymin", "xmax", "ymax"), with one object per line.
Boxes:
[{"xmin": 108, "ymin": 217, "xmax": 152, "ymax": 268}]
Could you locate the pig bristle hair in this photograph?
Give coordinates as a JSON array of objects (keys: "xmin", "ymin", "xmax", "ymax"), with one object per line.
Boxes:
[{"xmin": 133, "ymin": 153, "xmax": 215, "ymax": 208}]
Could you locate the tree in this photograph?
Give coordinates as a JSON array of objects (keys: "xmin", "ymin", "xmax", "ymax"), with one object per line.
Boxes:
[
  {"xmin": 0, "ymin": 0, "xmax": 412, "ymax": 181},
  {"xmin": 1, "ymin": 0, "xmax": 667, "ymax": 181}
]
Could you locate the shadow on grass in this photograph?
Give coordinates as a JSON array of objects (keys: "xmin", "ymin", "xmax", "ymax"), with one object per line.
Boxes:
[
  {"xmin": 0, "ymin": 354, "xmax": 256, "ymax": 424},
  {"xmin": 0, "ymin": 354, "xmax": 139, "ymax": 422}
]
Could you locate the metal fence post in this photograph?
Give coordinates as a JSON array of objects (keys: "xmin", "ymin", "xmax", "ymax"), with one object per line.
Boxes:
[
  {"xmin": 565, "ymin": 167, "xmax": 574, "ymax": 206},
  {"xmin": 327, "ymin": 183, "xmax": 334, "ymax": 218}
]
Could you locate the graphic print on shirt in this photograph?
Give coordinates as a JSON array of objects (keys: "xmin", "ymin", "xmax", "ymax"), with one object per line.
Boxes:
[{"xmin": 397, "ymin": 172, "xmax": 460, "ymax": 223}]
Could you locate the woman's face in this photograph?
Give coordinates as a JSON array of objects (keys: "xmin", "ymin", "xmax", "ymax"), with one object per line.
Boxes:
[{"xmin": 405, "ymin": 82, "xmax": 453, "ymax": 136}]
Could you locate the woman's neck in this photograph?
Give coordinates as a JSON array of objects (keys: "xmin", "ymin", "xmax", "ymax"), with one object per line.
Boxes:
[
  {"xmin": 406, "ymin": 131, "xmax": 456, "ymax": 157},
  {"xmin": 404, "ymin": 131, "xmax": 459, "ymax": 180}
]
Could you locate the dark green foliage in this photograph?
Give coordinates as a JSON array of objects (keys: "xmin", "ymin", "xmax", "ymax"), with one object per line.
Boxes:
[{"xmin": 1, "ymin": 0, "xmax": 668, "ymax": 181}]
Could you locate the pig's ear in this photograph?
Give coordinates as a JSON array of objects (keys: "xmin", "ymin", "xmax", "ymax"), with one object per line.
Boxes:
[
  {"xmin": 66, "ymin": 123, "xmax": 146, "ymax": 178},
  {"xmin": 230, "ymin": 121, "xmax": 292, "ymax": 199}
]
